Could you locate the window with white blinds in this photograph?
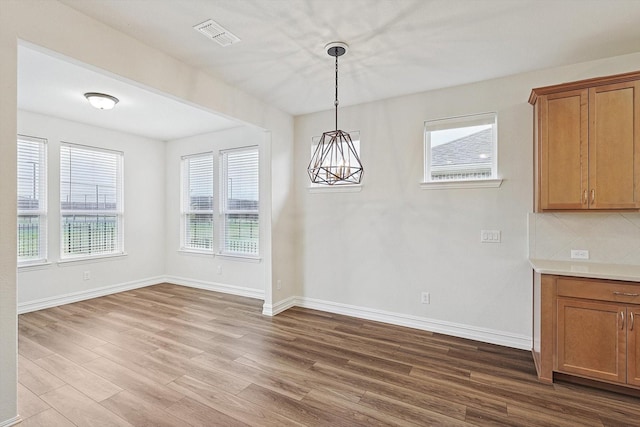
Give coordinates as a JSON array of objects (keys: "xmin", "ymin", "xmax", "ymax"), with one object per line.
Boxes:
[
  {"xmin": 60, "ymin": 143, "xmax": 124, "ymax": 259},
  {"xmin": 181, "ymin": 153, "xmax": 214, "ymax": 252},
  {"xmin": 17, "ymin": 135, "xmax": 47, "ymax": 265},
  {"xmin": 221, "ymin": 147, "xmax": 259, "ymax": 257}
]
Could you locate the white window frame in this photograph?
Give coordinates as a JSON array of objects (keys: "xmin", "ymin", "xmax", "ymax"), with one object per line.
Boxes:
[
  {"xmin": 422, "ymin": 112, "xmax": 502, "ymax": 189},
  {"xmin": 220, "ymin": 146, "xmax": 260, "ymax": 259},
  {"xmin": 309, "ymin": 130, "xmax": 362, "ymax": 193},
  {"xmin": 180, "ymin": 152, "xmax": 214, "ymax": 253},
  {"xmin": 59, "ymin": 142, "xmax": 124, "ymax": 260},
  {"xmin": 17, "ymin": 135, "xmax": 48, "ymax": 266}
]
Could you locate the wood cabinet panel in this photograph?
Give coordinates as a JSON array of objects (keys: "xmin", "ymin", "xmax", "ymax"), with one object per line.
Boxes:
[
  {"xmin": 539, "ymin": 91, "xmax": 587, "ymax": 210},
  {"xmin": 557, "ymin": 298, "xmax": 626, "ymax": 383},
  {"xmin": 589, "ymin": 81, "xmax": 640, "ymax": 209},
  {"xmin": 557, "ymin": 277, "xmax": 640, "ymax": 304},
  {"xmin": 629, "ymin": 306, "xmax": 640, "ymax": 387}
]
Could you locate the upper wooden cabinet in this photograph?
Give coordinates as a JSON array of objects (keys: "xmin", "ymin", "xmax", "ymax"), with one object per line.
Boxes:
[{"xmin": 530, "ymin": 72, "xmax": 640, "ymax": 211}]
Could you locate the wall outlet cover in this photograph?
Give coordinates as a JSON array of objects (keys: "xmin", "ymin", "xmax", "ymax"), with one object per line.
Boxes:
[{"xmin": 570, "ymin": 249, "xmax": 590, "ymax": 260}]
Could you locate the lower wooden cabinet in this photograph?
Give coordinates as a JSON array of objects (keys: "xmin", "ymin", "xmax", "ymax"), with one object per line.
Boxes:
[
  {"xmin": 533, "ymin": 273, "xmax": 640, "ymax": 391},
  {"xmin": 629, "ymin": 305, "xmax": 640, "ymax": 387},
  {"xmin": 557, "ymin": 298, "xmax": 626, "ymax": 383}
]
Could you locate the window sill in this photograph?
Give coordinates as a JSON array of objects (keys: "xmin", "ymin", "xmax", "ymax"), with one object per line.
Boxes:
[
  {"xmin": 420, "ymin": 178, "xmax": 503, "ymax": 190},
  {"xmin": 178, "ymin": 249, "xmax": 214, "ymax": 257},
  {"xmin": 217, "ymin": 253, "xmax": 261, "ymax": 263},
  {"xmin": 18, "ymin": 261, "xmax": 52, "ymax": 270},
  {"xmin": 57, "ymin": 252, "xmax": 128, "ymax": 266},
  {"xmin": 308, "ymin": 184, "xmax": 362, "ymax": 193}
]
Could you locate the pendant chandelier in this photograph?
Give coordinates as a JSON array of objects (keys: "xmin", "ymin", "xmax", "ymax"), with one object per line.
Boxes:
[{"xmin": 307, "ymin": 42, "xmax": 363, "ymax": 185}]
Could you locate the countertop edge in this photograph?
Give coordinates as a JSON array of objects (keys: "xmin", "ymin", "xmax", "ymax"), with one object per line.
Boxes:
[{"xmin": 529, "ymin": 259, "xmax": 640, "ymax": 283}]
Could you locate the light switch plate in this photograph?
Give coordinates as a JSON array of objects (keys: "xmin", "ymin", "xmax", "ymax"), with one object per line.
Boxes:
[{"xmin": 480, "ymin": 230, "xmax": 501, "ymax": 243}]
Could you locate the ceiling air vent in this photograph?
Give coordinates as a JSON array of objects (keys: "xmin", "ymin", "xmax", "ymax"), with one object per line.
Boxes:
[{"xmin": 193, "ymin": 19, "xmax": 240, "ymax": 47}]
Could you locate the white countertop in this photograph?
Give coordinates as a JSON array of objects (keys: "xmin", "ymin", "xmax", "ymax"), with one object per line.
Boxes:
[{"xmin": 529, "ymin": 259, "xmax": 640, "ymax": 282}]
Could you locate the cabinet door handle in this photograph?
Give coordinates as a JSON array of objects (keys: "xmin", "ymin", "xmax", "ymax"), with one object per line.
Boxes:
[
  {"xmin": 590, "ymin": 189, "xmax": 595, "ymax": 204},
  {"xmin": 582, "ymin": 190, "xmax": 588, "ymax": 204},
  {"xmin": 613, "ymin": 291, "xmax": 640, "ymax": 297},
  {"xmin": 631, "ymin": 312, "xmax": 635, "ymax": 331},
  {"xmin": 621, "ymin": 311, "xmax": 625, "ymax": 330}
]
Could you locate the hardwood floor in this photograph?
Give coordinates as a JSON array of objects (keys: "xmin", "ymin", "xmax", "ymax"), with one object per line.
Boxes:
[{"xmin": 17, "ymin": 283, "xmax": 640, "ymax": 426}]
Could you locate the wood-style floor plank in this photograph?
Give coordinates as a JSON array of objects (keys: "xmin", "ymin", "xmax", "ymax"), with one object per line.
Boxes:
[
  {"xmin": 39, "ymin": 385, "xmax": 133, "ymax": 427},
  {"xmin": 18, "ymin": 283, "xmax": 640, "ymax": 426},
  {"xmin": 19, "ymin": 408, "xmax": 76, "ymax": 427},
  {"xmin": 18, "ymin": 355, "xmax": 65, "ymax": 396},
  {"xmin": 17, "ymin": 383, "xmax": 50, "ymax": 420}
]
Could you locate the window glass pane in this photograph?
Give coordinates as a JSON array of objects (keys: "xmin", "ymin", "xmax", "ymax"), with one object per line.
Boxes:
[
  {"xmin": 182, "ymin": 153, "xmax": 213, "ymax": 251},
  {"xmin": 60, "ymin": 143, "xmax": 123, "ymax": 258},
  {"xmin": 224, "ymin": 213, "xmax": 258, "ymax": 255},
  {"xmin": 17, "ymin": 135, "xmax": 47, "ymax": 263},
  {"xmin": 424, "ymin": 113, "xmax": 497, "ymax": 182},
  {"xmin": 222, "ymin": 147, "xmax": 259, "ymax": 256},
  {"xmin": 185, "ymin": 213, "xmax": 213, "ymax": 250},
  {"xmin": 61, "ymin": 215, "xmax": 118, "ymax": 256},
  {"xmin": 18, "ymin": 215, "xmax": 41, "ymax": 259}
]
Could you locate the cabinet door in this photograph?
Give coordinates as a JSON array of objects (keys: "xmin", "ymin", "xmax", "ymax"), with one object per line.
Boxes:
[
  {"xmin": 539, "ymin": 90, "xmax": 588, "ymax": 210},
  {"xmin": 557, "ymin": 298, "xmax": 626, "ymax": 383},
  {"xmin": 628, "ymin": 306, "xmax": 640, "ymax": 387},
  {"xmin": 589, "ymin": 81, "xmax": 640, "ymax": 209}
]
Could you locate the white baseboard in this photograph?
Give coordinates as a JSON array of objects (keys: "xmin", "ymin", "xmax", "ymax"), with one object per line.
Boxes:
[
  {"xmin": 262, "ymin": 295, "xmax": 296, "ymax": 316},
  {"xmin": 164, "ymin": 275, "xmax": 264, "ymax": 300},
  {"xmin": 267, "ymin": 295, "xmax": 531, "ymax": 350},
  {"xmin": 0, "ymin": 415, "xmax": 22, "ymax": 427},
  {"xmin": 17, "ymin": 276, "xmax": 529, "ymax": 350},
  {"xmin": 17, "ymin": 276, "xmax": 165, "ymax": 314}
]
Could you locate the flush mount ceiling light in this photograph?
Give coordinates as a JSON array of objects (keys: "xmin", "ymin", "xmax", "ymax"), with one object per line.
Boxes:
[
  {"xmin": 84, "ymin": 92, "xmax": 119, "ymax": 110},
  {"xmin": 307, "ymin": 42, "xmax": 363, "ymax": 185}
]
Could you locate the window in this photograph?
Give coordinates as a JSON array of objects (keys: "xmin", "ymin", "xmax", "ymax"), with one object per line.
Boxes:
[
  {"xmin": 17, "ymin": 135, "xmax": 47, "ymax": 264},
  {"xmin": 181, "ymin": 153, "xmax": 214, "ymax": 252},
  {"xmin": 221, "ymin": 147, "xmax": 259, "ymax": 257},
  {"xmin": 60, "ymin": 143, "xmax": 123, "ymax": 259},
  {"xmin": 310, "ymin": 131, "xmax": 361, "ymax": 189},
  {"xmin": 424, "ymin": 112, "xmax": 498, "ymax": 183}
]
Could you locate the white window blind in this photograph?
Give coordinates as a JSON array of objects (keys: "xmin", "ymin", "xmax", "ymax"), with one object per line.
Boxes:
[
  {"xmin": 221, "ymin": 147, "xmax": 259, "ymax": 256},
  {"xmin": 17, "ymin": 135, "xmax": 47, "ymax": 264},
  {"xmin": 60, "ymin": 143, "xmax": 123, "ymax": 258},
  {"xmin": 181, "ymin": 153, "xmax": 214, "ymax": 251}
]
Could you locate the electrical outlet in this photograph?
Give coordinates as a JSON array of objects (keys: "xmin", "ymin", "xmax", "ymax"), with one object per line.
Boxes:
[
  {"xmin": 277, "ymin": 280, "xmax": 282, "ymax": 290},
  {"xmin": 83, "ymin": 271, "xmax": 90, "ymax": 280},
  {"xmin": 570, "ymin": 249, "xmax": 589, "ymax": 260},
  {"xmin": 217, "ymin": 265, "xmax": 222, "ymax": 275},
  {"xmin": 421, "ymin": 292, "xmax": 430, "ymax": 304}
]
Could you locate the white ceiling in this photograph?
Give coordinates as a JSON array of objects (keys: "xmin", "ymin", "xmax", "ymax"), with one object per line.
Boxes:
[
  {"xmin": 18, "ymin": 45, "xmax": 240, "ymax": 141},
  {"xmin": 55, "ymin": 0, "xmax": 640, "ymax": 117}
]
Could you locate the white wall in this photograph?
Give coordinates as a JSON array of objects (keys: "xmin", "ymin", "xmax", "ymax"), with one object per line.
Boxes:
[
  {"xmin": 17, "ymin": 111, "xmax": 166, "ymax": 309},
  {"xmin": 294, "ymin": 52, "xmax": 640, "ymax": 349},
  {"xmin": 165, "ymin": 127, "xmax": 268, "ymax": 297},
  {"xmin": 1, "ymin": 1, "xmax": 295, "ymax": 424}
]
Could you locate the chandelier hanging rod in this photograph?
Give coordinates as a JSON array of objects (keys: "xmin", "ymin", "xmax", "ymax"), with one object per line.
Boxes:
[{"xmin": 326, "ymin": 42, "xmax": 348, "ymax": 131}]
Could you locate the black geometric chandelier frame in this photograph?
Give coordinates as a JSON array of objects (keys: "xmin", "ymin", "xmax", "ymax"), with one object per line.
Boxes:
[{"xmin": 307, "ymin": 42, "xmax": 363, "ymax": 185}]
